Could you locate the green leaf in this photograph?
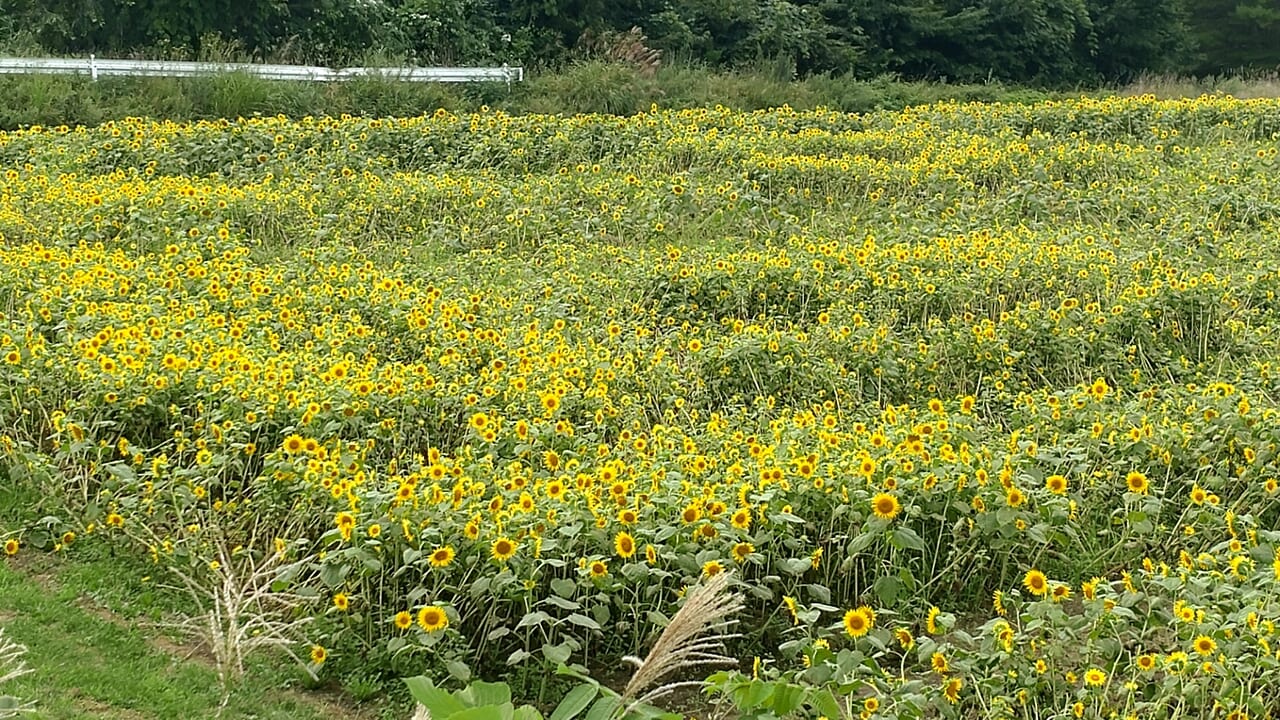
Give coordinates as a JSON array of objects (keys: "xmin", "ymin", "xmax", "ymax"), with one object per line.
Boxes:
[
  {"xmin": 809, "ymin": 689, "xmax": 841, "ymax": 719},
  {"xmin": 566, "ymin": 613, "xmax": 601, "ymax": 630},
  {"xmin": 545, "ymin": 595, "xmax": 581, "ymax": 610},
  {"xmin": 873, "ymin": 574, "xmax": 901, "ymax": 605},
  {"xmin": 734, "ymin": 680, "xmax": 773, "ymax": 710},
  {"xmin": 452, "ymin": 704, "xmax": 514, "ymax": 720},
  {"xmin": 550, "ymin": 578, "xmax": 577, "ymax": 598},
  {"xmin": 583, "ymin": 695, "xmax": 622, "ymax": 720},
  {"xmin": 846, "ymin": 532, "xmax": 876, "ymax": 554},
  {"xmin": 890, "ymin": 527, "xmax": 926, "ymax": 552},
  {"xmin": 803, "ymin": 583, "xmax": 830, "ymax": 603},
  {"xmin": 447, "ymin": 660, "xmax": 473, "ymax": 684},
  {"xmin": 780, "ymin": 557, "xmax": 812, "ymax": 575},
  {"xmin": 514, "ymin": 705, "xmax": 545, "ymax": 720},
  {"xmin": 549, "ymin": 683, "xmax": 598, "ymax": 720},
  {"xmin": 459, "ymin": 681, "xmax": 512, "ymax": 708},
  {"xmin": 404, "ymin": 677, "xmax": 466, "ymax": 718},
  {"xmin": 543, "ymin": 643, "xmax": 573, "ymax": 665},
  {"xmin": 103, "ymin": 462, "xmax": 135, "ymax": 481},
  {"xmin": 517, "ymin": 611, "xmax": 552, "ymax": 628}
]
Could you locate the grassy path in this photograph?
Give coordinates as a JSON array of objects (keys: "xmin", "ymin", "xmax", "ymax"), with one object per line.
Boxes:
[{"xmin": 0, "ymin": 553, "xmax": 378, "ymax": 720}]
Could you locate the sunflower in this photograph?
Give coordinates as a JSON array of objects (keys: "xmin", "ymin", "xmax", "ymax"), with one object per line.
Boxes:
[
  {"xmin": 730, "ymin": 507, "xmax": 752, "ymax": 530},
  {"xmin": 333, "ymin": 593, "xmax": 350, "ymax": 611},
  {"xmin": 540, "ymin": 393, "xmax": 560, "ymax": 413},
  {"xmin": 702, "ymin": 560, "xmax": 723, "ymax": 577},
  {"xmin": 870, "ymin": 492, "xmax": 901, "ymax": 521},
  {"xmin": 417, "ymin": 606, "xmax": 448, "ymax": 632},
  {"xmin": 588, "ymin": 560, "xmax": 608, "ymax": 578},
  {"xmin": 842, "ymin": 606, "xmax": 874, "ymax": 638},
  {"xmin": 942, "ymin": 678, "xmax": 962, "ymax": 704},
  {"xmin": 1045, "ymin": 474, "xmax": 1068, "ymax": 495},
  {"xmin": 926, "ymin": 605, "xmax": 941, "ymax": 633},
  {"xmin": 3, "ymin": 539, "xmax": 17, "ymax": 556},
  {"xmin": 1135, "ymin": 654, "xmax": 1156, "ymax": 671},
  {"xmin": 1051, "ymin": 584, "xmax": 1071, "ymax": 602},
  {"xmin": 1005, "ymin": 486, "xmax": 1026, "ymax": 508},
  {"xmin": 335, "ymin": 511, "xmax": 356, "ymax": 532},
  {"xmin": 1126, "ymin": 470, "xmax": 1149, "ymax": 494},
  {"xmin": 1193, "ymin": 635, "xmax": 1216, "ymax": 656},
  {"xmin": 310, "ymin": 645, "xmax": 327, "ymax": 665},
  {"xmin": 491, "ymin": 537, "xmax": 518, "ymax": 562},
  {"xmin": 542, "ymin": 450, "xmax": 560, "ymax": 471},
  {"xmin": 1022, "ymin": 569, "xmax": 1049, "ymax": 596},
  {"xmin": 781, "ymin": 596, "xmax": 798, "ymax": 624},
  {"xmin": 614, "ymin": 531, "xmax": 636, "ymax": 558},
  {"xmin": 617, "ymin": 508, "xmax": 638, "ymax": 525},
  {"xmin": 858, "ymin": 456, "xmax": 877, "ymax": 478},
  {"xmin": 429, "ymin": 546, "xmax": 456, "ymax": 568},
  {"xmin": 931, "ymin": 652, "xmax": 949, "ymax": 674},
  {"xmin": 394, "ymin": 611, "xmax": 413, "ymax": 630},
  {"xmin": 681, "ymin": 504, "xmax": 702, "ymax": 524},
  {"xmin": 894, "ymin": 628, "xmax": 914, "ymax": 650},
  {"xmin": 1189, "ymin": 485, "xmax": 1207, "ymax": 505},
  {"xmin": 1083, "ymin": 668, "xmax": 1105, "ymax": 687},
  {"xmin": 732, "ymin": 542, "xmax": 754, "ymax": 563}
]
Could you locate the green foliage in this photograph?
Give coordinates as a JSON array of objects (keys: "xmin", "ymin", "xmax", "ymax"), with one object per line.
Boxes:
[
  {"xmin": 1188, "ymin": 0, "xmax": 1280, "ymax": 72},
  {"xmin": 404, "ymin": 674, "xmax": 680, "ymax": 720},
  {"xmin": 1, "ymin": 0, "xmax": 1267, "ymax": 84}
]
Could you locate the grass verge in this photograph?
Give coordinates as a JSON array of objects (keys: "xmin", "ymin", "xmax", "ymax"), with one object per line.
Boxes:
[{"xmin": 0, "ymin": 549, "xmax": 393, "ymax": 719}]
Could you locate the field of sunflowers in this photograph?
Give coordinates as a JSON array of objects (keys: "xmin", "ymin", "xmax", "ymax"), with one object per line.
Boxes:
[{"xmin": 2, "ymin": 95, "xmax": 1280, "ymax": 719}]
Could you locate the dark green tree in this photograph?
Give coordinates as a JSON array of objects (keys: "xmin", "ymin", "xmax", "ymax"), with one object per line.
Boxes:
[
  {"xmin": 1188, "ymin": 0, "xmax": 1280, "ymax": 71},
  {"xmin": 1086, "ymin": 0, "xmax": 1193, "ymax": 79}
]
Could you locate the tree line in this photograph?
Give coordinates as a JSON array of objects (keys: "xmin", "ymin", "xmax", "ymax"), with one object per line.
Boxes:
[{"xmin": 2, "ymin": 0, "xmax": 1277, "ymax": 85}]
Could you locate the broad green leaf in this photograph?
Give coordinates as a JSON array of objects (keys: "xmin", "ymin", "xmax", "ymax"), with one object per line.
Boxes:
[
  {"xmin": 447, "ymin": 660, "xmax": 473, "ymax": 684},
  {"xmin": 517, "ymin": 611, "xmax": 552, "ymax": 628},
  {"xmin": 549, "ymin": 683, "xmax": 598, "ymax": 720},
  {"xmin": 451, "ymin": 704, "xmax": 514, "ymax": 720},
  {"xmin": 545, "ymin": 595, "xmax": 581, "ymax": 610},
  {"xmin": 404, "ymin": 677, "xmax": 466, "ymax": 718},
  {"xmin": 566, "ymin": 613, "xmax": 601, "ymax": 630},
  {"xmin": 459, "ymin": 681, "xmax": 513, "ymax": 708},
  {"xmin": 890, "ymin": 526, "xmax": 926, "ymax": 552},
  {"xmin": 514, "ymin": 706, "xmax": 544, "ymax": 720},
  {"xmin": 583, "ymin": 695, "xmax": 622, "ymax": 720},
  {"xmin": 543, "ymin": 642, "xmax": 573, "ymax": 665}
]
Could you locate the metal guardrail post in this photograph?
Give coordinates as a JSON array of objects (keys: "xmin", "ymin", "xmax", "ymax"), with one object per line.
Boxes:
[{"xmin": 0, "ymin": 56, "xmax": 524, "ymax": 84}]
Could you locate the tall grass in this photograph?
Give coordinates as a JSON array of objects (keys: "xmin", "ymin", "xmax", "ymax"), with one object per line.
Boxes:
[
  {"xmin": 1, "ymin": 58, "xmax": 1278, "ymax": 129},
  {"xmin": 1122, "ymin": 71, "xmax": 1280, "ymax": 99}
]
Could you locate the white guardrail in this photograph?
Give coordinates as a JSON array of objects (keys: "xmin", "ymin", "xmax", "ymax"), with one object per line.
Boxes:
[{"xmin": 0, "ymin": 56, "xmax": 523, "ymax": 83}]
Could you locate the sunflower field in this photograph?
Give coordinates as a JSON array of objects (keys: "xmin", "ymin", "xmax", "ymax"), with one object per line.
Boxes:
[{"xmin": 2, "ymin": 95, "xmax": 1280, "ymax": 719}]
